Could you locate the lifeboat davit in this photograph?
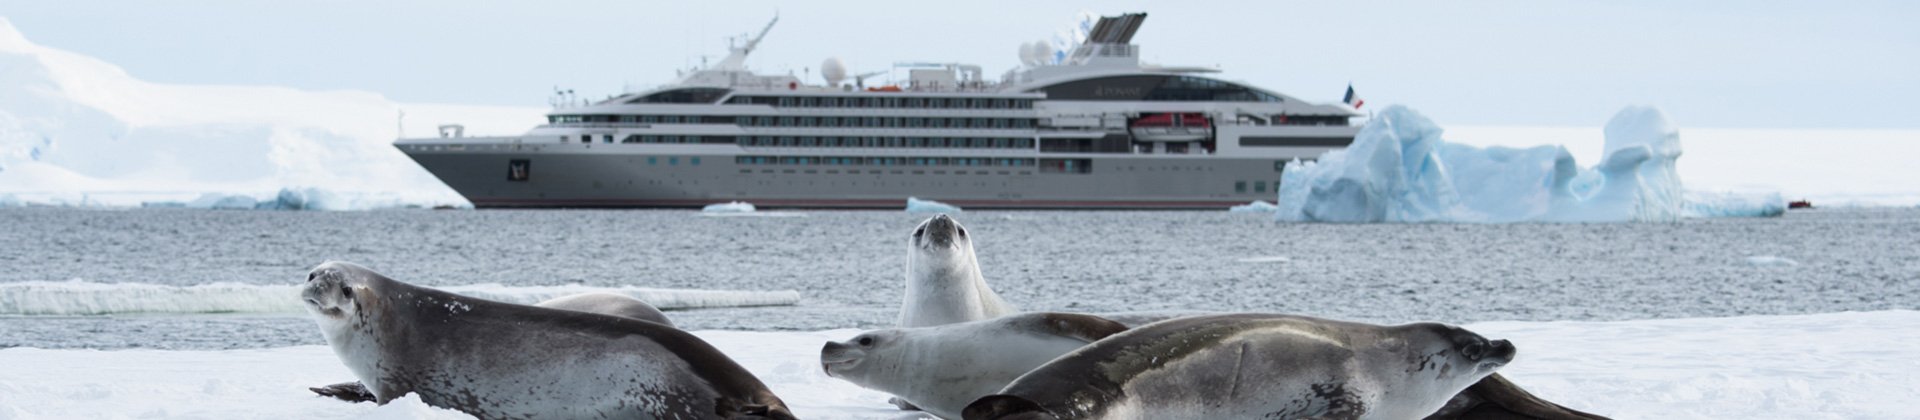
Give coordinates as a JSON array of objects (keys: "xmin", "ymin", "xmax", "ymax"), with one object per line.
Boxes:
[{"xmin": 1129, "ymin": 113, "xmax": 1212, "ymax": 142}]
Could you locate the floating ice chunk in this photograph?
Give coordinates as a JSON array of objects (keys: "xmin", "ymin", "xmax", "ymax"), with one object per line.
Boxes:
[
  {"xmin": 1228, "ymin": 201, "xmax": 1279, "ymax": 213},
  {"xmin": 0, "ymin": 281, "xmax": 802, "ymax": 316},
  {"xmin": 906, "ymin": 197, "xmax": 962, "ymax": 213},
  {"xmin": 702, "ymin": 201, "xmax": 757, "ymax": 213},
  {"xmin": 1276, "ymin": 105, "xmax": 1772, "ymax": 223},
  {"xmin": 0, "ymin": 193, "xmax": 20, "ymax": 208},
  {"xmin": 1745, "ymin": 256, "xmax": 1800, "ymax": 267},
  {"xmin": 1685, "ymin": 190, "xmax": 1788, "ymax": 218},
  {"xmin": 1235, "ymin": 256, "xmax": 1291, "ymax": 263}
]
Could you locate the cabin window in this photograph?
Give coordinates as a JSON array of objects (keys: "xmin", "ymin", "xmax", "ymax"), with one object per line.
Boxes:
[
  {"xmin": 1254, "ymin": 181, "xmax": 1267, "ymax": 193},
  {"xmin": 1235, "ymin": 181, "xmax": 1247, "ymax": 193}
]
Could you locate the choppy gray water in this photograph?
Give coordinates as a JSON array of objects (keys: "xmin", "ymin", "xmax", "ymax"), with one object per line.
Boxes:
[{"xmin": 2, "ymin": 208, "xmax": 1916, "ymax": 349}]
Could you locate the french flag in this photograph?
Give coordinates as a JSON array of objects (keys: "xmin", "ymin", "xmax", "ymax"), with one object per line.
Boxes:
[{"xmin": 1343, "ymin": 84, "xmax": 1364, "ymax": 109}]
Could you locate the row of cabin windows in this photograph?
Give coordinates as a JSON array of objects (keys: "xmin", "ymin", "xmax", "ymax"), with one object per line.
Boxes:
[
  {"xmin": 551, "ymin": 115, "xmax": 1037, "ymax": 130},
  {"xmin": 1233, "ymin": 180, "xmax": 1284, "ymax": 193},
  {"xmin": 740, "ymin": 136, "xmax": 1034, "ymax": 149},
  {"xmin": 606, "ymin": 135, "xmax": 1036, "ymax": 149},
  {"xmin": 735, "ymin": 156, "xmax": 1038, "ymax": 167},
  {"xmin": 641, "ymin": 156, "xmax": 701, "ymax": 166},
  {"xmin": 727, "ymin": 96, "xmax": 1034, "ymax": 109},
  {"xmin": 551, "ymin": 115, "xmax": 734, "ymax": 124},
  {"xmin": 739, "ymin": 116, "xmax": 1034, "ymax": 129}
]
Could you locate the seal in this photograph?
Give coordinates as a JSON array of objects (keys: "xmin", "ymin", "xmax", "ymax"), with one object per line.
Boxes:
[
  {"xmin": 308, "ymin": 290, "xmax": 676, "ymax": 402},
  {"xmin": 962, "ymin": 313, "xmax": 1515, "ymax": 420},
  {"xmin": 535, "ymin": 291, "xmax": 674, "ymax": 327},
  {"xmin": 1426, "ymin": 373, "xmax": 1612, "ymax": 419},
  {"xmin": 899, "ymin": 214, "xmax": 1016, "ymax": 328},
  {"xmin": 300, "ymin": 261, "xmax": 794, "ymax": 419},
  {"xmin": 821, "ymin": 312, "xmax": 1129, "ymax": 419}
]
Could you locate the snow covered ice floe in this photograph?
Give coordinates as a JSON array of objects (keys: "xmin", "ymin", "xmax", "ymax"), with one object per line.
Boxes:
[
  {"xmin": 0, "ymin": 17, "xmax": 543, "ymax": 209},
  {"xmin": 1, "ymin": 310, "xmax": 1914, "ymax": 419},
  {"xmin": 1274, "ymin": 105, "xmax": 1786, "ymax": 223},
  {"xmin": 1228, "ymin": 200, "xmax": 1279, "ymax": 213},
  {"xmin": 905, "ymin": 197, "xmax": 962, "ymax": 213},
  {"xmin": 0, "ymin": 281, "xmax": 801, "ymax": 315}
]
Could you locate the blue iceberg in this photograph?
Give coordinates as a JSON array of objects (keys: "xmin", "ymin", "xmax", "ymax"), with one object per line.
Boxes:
[{"xmin": 1275, "ymin": 105, "xmax": 1781, "ymax": 223}]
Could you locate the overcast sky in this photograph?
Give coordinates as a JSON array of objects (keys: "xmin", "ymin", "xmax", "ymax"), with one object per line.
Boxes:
[{"xmin": 3, "ymin": 0, "xmax": 1915, "ymax": 128}]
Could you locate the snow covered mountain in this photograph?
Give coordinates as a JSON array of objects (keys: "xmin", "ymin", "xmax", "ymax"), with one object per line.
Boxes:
[{"xmin": 0, "ymin": 17, "xmax": 545, "ymax": 208}]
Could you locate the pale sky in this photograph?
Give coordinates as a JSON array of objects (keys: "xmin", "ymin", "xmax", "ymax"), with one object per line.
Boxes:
[{"xmin": 2, "ymin": 0, "xmax": 1915, "ymax": 128}]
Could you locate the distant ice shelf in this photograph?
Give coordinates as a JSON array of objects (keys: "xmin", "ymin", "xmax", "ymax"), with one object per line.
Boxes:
[
  {"xmin": 1275, "ymin": 105, "xmax": 1787, "ymax": 223},
  {"xmin": 0, "ymin": 281, "xmax": 802, "ymax": 316}
]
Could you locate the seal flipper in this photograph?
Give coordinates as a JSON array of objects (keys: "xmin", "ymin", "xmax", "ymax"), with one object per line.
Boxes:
[
  {"xmin": 889, "ymin": 396, "xmax": 922, "ymax": 411},
  {"xmin": 308, "ymin": 381, "xmax": 376, "ymax": 403},
  {"xmin": 962, "ymin": 395, "xmax": 1057, "ymax": 420},
  {"xmin": 1424, "ymin": 373, "xmax": 1611, "ymax": 420}
]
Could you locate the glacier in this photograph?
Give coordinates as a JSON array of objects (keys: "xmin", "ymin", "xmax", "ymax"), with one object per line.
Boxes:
[
  {"xmin": 1275, "ymin": 105, "xmax": 1786, "ymax": 223},
  {"xmin": 0, "ymin": 17, "xmax": 544, "ymax": 209}
]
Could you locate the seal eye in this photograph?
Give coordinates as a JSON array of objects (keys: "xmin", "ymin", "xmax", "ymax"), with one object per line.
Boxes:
[
  {"xmin": 858, "ymin": 336, "xmax": 873, "ymax": 346},
  {"xmin": 913, "ymin": 227, "xmax": 925, "ymax": 238},
  {"xmin": 340, "ymin": 286, "xmax": 353, "ymax": 301},
  {"xmin": 957, "ymin": 227, "xmax": 967, "ymax": 237}
]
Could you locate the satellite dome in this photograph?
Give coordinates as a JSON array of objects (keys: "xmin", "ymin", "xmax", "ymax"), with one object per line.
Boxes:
[{"xmin": 821, "ymin": 57, "xmax": 847, "ymax": 86}]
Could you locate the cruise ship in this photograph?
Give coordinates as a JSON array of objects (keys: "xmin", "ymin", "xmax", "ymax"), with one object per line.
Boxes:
[{"xmin": 397, "ymin": 13, "xmax": 1360, "ymax": 209}]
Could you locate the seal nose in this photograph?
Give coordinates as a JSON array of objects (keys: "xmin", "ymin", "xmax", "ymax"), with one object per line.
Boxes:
[{"xmin": 1489, "ymin": 339, "xmax": 1516, "ymax": 360}]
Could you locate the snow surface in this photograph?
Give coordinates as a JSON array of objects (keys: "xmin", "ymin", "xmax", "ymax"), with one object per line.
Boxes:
[
  {"xmin": 1, "ymin": 310, "xmax": 1913, "ymax": 419},
  {"xmin": 1228, "ymin": 200, "xmax": 1279, "ymax": 213},
  {"xmin": 0, "ymin": 281, "xmax": 800, "ymax": 316},
  {"xmin": 0, "ymin": 18, "xmax": 545, "ymax": 209},
  {"xmin": 905, "ymin": 197, "xmax": 962, "ymax": 213},
  {"xmin": 1275, "ymin": 105, "xmax": 1780, "ymax": 223}
]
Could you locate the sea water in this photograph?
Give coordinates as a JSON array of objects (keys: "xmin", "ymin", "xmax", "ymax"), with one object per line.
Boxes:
[{"xmin": 2, "ymin": 207, "xmax": 1916, "ymax": 349}]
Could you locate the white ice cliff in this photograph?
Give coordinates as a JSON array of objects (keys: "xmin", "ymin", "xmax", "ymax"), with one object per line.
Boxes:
[{"xmin": 0, "ymin": 17, "xmax": 545, "ymax": 208}]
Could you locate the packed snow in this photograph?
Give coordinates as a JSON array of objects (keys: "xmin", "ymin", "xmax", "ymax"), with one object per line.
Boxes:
[
  {"xmin": 905, "ymin": 197, "xmax": 962, "ymax": 213},
  {"xmin": 0, "ymin": 281, "xmax": 800, "ymax": 316},
  {"xmin": 0, "ymin": 310, "xmax": 1912, "ymax": 419},
  {"xmin": 0, "ymin": 18, "xmax": 545, "ymax": 209},
  {"xmin": 1275, "ymin": 105, "xmax": 1792, "ymax": 223}
]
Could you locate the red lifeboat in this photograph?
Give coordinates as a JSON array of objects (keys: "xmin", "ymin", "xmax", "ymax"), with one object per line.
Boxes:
[{"xmin": 1129, "ymin": 113, "xmax": 1212, "ymax": 142}]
